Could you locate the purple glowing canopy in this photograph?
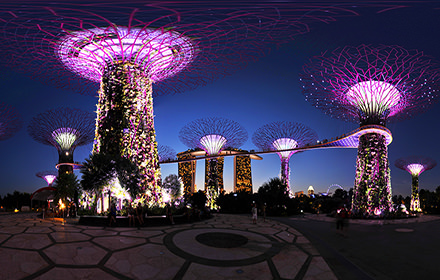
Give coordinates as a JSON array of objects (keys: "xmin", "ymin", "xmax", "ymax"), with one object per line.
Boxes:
[
  {"xmin": 0, "ymin": 2, "xmax": 381, "ymax": 96},
  {"xmin": 300, "ymin": 45, "xmax": 440, "ymax": 124},
  {"xmin": 0, "ymin": 101, "xmax": 22, "ymax": 141},
  {"xmin": 252, "ymin": 121, "xmax": 318, "ymax": 159},
  {"xmin": 36, "ymin": 170, "xmax": 58, "ymax": 186},
  {"xmin": 395, "ymin": 156, "xmax": 437, "ymax": 176},
  {"xmin": 179, "ymin": 117, "xmax": 248, "ymax": 155},
  {"xmin": 28, "ymin": 107, "xmax": 95, "ymax": 152}
]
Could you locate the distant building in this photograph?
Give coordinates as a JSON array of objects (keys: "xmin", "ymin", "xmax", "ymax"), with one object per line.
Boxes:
[
  {"xmin": 308, "ymin": 186, "xmax": 315, "ymax": 197},
  {"xmin": 295, "ymin": 191, "xmax": 304, "ymax": 197}
]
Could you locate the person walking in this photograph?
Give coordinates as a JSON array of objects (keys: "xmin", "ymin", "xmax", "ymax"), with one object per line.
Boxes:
[{"xmin": 252, "ymin": 203, "xmax": 258, "ymax": 224}]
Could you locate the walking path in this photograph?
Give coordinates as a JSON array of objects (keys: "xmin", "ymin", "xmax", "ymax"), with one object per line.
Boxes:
[{"xmin": 0, "ymin": 213, "xmax": 336, "ymax": 280}]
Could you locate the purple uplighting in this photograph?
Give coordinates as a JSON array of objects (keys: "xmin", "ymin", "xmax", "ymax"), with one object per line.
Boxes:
[
  {"xmin": 300, "ymin": 44, "xmax": 440, "ymax": 216},
  {"xmin": 300, "ymin": 44, "xmax": 440, "ymax": 125},
  {"xmin": 57, "ymin": 26, "xmax": 196, "ymax": 83},
  {"xmin": 252, "ymin": 121, "xmax": 318, "ymax": 192},
  {"xmin": 395, "ymin": 156, "xmax": 437, "ymax": 212},
  {"xmin": 179, "ymin": 117, "xmax": 248, "ymax": 155}
]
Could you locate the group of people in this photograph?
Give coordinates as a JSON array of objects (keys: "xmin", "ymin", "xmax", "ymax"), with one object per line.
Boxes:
[{"xmin": 108, "ymin": 202, "xmax": 145, "ymax": 227}]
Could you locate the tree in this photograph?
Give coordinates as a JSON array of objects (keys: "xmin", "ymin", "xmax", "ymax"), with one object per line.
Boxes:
[
  {"xmin": 257, "ymin": 177, "xmax": 290, "ymax": 215},
  {"xmin": 54, "ymin": 173, "xmax": 80, "ymax": 207},
  {"xmin": 81, "ymin": 153, "xmax": 142, "ymax": 199},
  {"xmin": 162, "ymin": 174, "xmax": 183, "ymax": 202}
]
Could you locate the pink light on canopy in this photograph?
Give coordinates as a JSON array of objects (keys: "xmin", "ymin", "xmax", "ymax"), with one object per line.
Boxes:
[
  {"xmin": 406, "ymin": 164, "xmax": 425, "ymax": 176},
  {"xmin": 272, "ymin": 138, "xmax": 298, "ymax": 159},
  {"xmin": 57, "ymin": 27, "xmax": 196, "ymax": 83},
  {"xmin": 345, "ymin": 80, "xmax": 401, "ymax": 117},
  {"xmin": 51, "ymin": 127, "xmax": 79, "ymax": 151},
  {"xmin": 200, "ymin": 134, "xmax": 227, "ymax": 155},
  {"xmin": 36, "ymin": 171, "xmax": 58, "ymax": 187}
]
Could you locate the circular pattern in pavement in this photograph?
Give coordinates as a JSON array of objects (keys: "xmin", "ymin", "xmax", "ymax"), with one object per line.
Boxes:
[
  {"xmin": 395, "ymin": 228, "xmax": 415, "ymax": 232},
  {"xmin": 164, "ymin": 228, "xmax": 283, "ymax": 266},
  {"xmin": 195, "ymin": 232, "xmax": 248, "ymax": 248}
]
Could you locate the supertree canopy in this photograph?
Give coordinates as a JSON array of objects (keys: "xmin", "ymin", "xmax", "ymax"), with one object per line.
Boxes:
[
  {"xmin": 300, "ymin": 44, "xmax": 440, "ymax": 216},
  {"xmin": 252, "ymin": 121, "xmax": 318, "ymax": 194},
  {"xmin": 0, "ymin": 102, "xmax": 22, "ymax": 141},
  {"xmin": 179, "ymin": 117, "xmax": 247, "ymax": 208},
  {"xmin": 28, "ymin": 108, "xmax": 95, "ymax": 174},
  {"xmin": 36, "ymin": 170, "xmax": 58, "ymax": 187},
  {"xmin": 0, "ymin": 1, "xmax": 364, "ymax": 205},
  {"xmin": 158, "ymin": 145, "xmax": 176, "ymax": 162},
  {"xmin": 395, "ymin": 156, "xmax": 437, "ymax": 212}
]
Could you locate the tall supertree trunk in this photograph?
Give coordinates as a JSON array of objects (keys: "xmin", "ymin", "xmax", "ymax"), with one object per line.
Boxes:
[
  {"xmin": 352, "ymin": 133, "xmax": 392, "ymax": 216},
  {"xmin": 280, "ymin": 158, "xmax": 290, "ymax": 194},
  {"xmin": 411, "ymin": 175, "xmax": 422, "ymax": 212},
  {"xmin": 93, "ymin": 62, "xmax": 161, "ymax": 203},
  {"xmin": 58, "ymin": 151, "xmax": 74, "ymax": 175}
]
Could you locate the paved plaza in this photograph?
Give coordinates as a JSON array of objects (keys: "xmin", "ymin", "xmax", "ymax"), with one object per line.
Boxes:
[{"xmin": 0, "ymin": 213, "xmax": 335, "ymax": 280}]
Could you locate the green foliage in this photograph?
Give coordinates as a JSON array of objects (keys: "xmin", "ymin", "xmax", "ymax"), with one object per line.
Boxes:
[
  {"xmin": 81, "ymin": 152, "xmax": 142, "ymax": 198},
  {"xmin": 53, "ymin": 173, "xmax": 80, "ymax": 205},
  {"xmin": 162, "ymin": 174, "xmax": 183, "ymax": 201}
]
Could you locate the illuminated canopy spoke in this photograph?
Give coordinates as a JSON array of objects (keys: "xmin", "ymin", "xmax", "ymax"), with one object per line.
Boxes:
[
  {"xmin": 51, "ymin": 127, "xmax": 78, "ymax": 151},
  {"xmin": 57, "ymin": 27, "xmax": 196, "ymax": 83},
  {"xmin": 346, "ymin": 80, "xmax": 401, "ymax": 117},
  {"xmin": 200, "ymin": 134, "xmax": 227, "ymax": 155},
  {"xmin": 272, "ymin": 138, "xmax": 298, "ymax": 159}
]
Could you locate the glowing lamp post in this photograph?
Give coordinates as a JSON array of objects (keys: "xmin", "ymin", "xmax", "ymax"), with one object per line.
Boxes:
[
  {"xmin": 179, "ymin": 117, "xmax": 248, "ymax": 208},
  {"xmin": 395, "ymin": 156, "xmax": 437, "ymax": 212},
  {"xmin": 252, "ymin": 121, "xmax": 317, "ymax": 194},
  {"xmin": 300, "ymin": 44, "xmax": 440, "ymax": 216}
]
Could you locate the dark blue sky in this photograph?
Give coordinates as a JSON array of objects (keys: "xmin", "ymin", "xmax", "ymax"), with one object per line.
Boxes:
[{"xmin": 0, "ymin": 3, "xmax": 439, "ymax": 197}]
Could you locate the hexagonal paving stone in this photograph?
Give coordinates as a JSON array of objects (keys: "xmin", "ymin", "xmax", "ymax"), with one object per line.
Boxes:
[
  {"xmin": 272, "ymin": 245, "xmax": 309, "ymax": 279},
  {"xmin": 34, "ymin": 267, "xmax": 122, "ymax": 280},
  {"xmin": 105, "ymin": 243, "xmax": 185, "ymax": 279},
  {"xmin": 120, "ymin": 230, "xmax": 164, "ymax": 238},
  {"xmin": 82, "ymin": 229, "xmax": 118, "ymax": 237},
  {"xmin": 303, "ymin": 256, "xmax": 337, "ymax": 280},
  {"xmin": 3, "ymin": 233, "xmax": 53, "ymax": 250},
  {"xmin": 0, "ymin": 233, "xmax": 11, "ymax": 243},
  {"xmin": 43, "ymin": 241, "xmax": 108, "ymax": 265},
  {"xmin": 25, "ymin": 226, "xmax": 53, "ymax": 234},
  {"xmin": 184, "ymin": 262, "xmax": 271, "ymax": 280},
  {"xmin": 93, "ymin": 236, "xmax": 147, "ymax": 250},
  {"xmin": 50, "ymin": 231, "xmax": 90, "ymax": 242},
  {"xmin": 0, "ymin": 226, "xmax": 27, "ymax": 234},
  {"xmin": 0, "ymin": 247, "xmax": 49, "ymax": 279}
]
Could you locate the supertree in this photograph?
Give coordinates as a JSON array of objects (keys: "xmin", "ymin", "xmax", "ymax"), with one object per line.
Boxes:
[
  {"xmin": 158, "ymin": 145, "xmax": 176, "ymax": 162},
  {"xmin": 0, "ymin": 2, "xmax": 382, "ymax": 204},
  {"xmin": 28, "ymin": 107, "xmax": 95, "ymax": 175},
  {"xmin": 179, "ymin": 117, "xmax": 248, "ymax": 208},
  {"xmin": 300, "ymin": 44, "xmax": 440, "ymax": 216},
  {"xmin": 36, "ymin": 170, "xmax": 58, "ymax": 187},
  {"xmin": 0, "ymin": 101, "xmax": 22, "ymax": 141},
  {"xmin": 395, "ymin": 156, "xmax": 437, "ymax": 212},
  {"xmin": 252, "ymin": 121, "xmax": 318, "ymax": 194}
]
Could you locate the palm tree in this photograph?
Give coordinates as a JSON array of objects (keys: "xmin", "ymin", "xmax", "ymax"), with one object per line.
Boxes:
[
  {"xmin": 53, "ymin": 173, "xmax": 80, "ymax": 214},
  {"xmin": 81, "ymin": 153, "xmax": 143, "ymax": 207}
]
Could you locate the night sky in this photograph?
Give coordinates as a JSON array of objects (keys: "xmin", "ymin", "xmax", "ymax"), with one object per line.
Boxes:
[{"xmin": 0, "ymin": 2, "xmax": 439, "ymax": 198}]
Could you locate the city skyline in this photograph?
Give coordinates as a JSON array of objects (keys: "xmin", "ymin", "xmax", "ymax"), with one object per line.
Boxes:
[{"xmin": 0, "ymin": 2, "xmax": 440, "ymax": 198}]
